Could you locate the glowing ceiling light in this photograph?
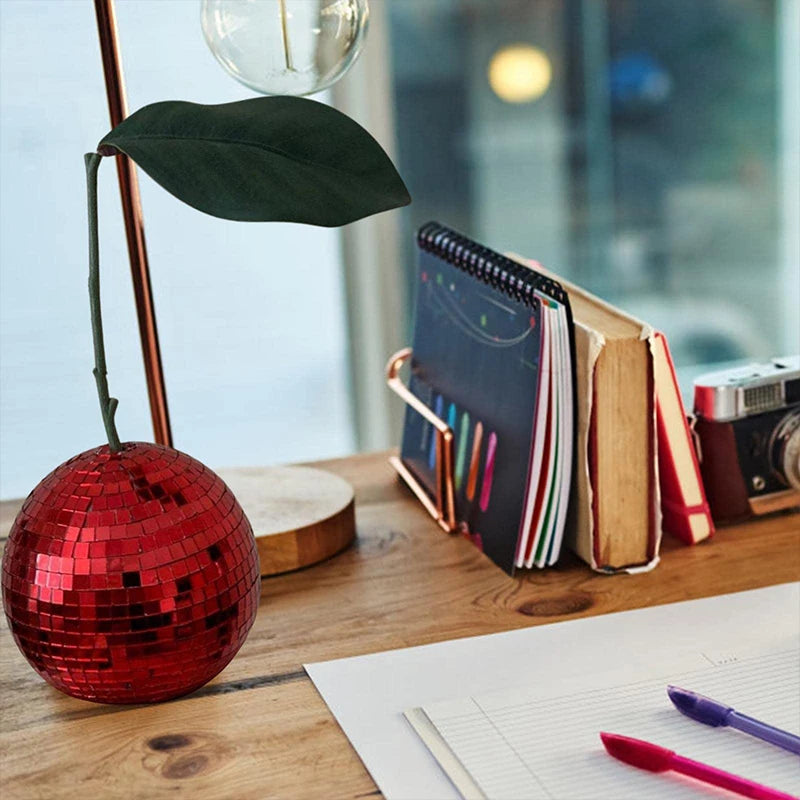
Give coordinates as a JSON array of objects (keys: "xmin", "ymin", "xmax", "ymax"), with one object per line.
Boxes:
[{"xmin": 488, "ymin": 44, "xmax": 552, "ymax": 104}]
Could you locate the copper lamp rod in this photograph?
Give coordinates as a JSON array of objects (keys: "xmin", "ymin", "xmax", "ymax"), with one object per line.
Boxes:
[{"xmin": 93, "ymin": 0, "xmax": 173, "ymax": 447}]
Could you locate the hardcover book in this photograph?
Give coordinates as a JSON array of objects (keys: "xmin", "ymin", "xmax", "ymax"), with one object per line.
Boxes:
[
  {"xmin": 510, "ymin": 253, "xmax": 661, "ymax": 572},
  {"xmin": 653, "ymin": 332, "xmax": 714, "ymax": 544}
]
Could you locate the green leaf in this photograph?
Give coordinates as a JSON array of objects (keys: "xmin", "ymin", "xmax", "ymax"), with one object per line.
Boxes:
[{"xmin": 98, "ymin": 96, "xmax": 410, "ymax": 226}]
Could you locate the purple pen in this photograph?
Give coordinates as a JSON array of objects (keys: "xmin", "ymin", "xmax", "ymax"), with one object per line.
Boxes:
[{"xmin": 667, "ymin": 685, "xmax": 800, "ymax": 756}]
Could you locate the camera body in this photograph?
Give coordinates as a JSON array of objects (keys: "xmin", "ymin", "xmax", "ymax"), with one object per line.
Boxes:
[{"xmin": 693, "ymin": 356, "xmax": 800, "ymax": 523}]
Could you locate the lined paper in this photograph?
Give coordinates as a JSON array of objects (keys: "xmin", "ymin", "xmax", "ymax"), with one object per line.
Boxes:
[{"xmin": 411, "ymin": 645, "xmax": 800, "ymax": 799}]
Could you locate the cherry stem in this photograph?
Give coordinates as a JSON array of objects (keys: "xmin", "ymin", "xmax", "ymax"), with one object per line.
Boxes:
[{"xmin": 85, "ymin": 152, "xmax": 121, "ymax": 453}]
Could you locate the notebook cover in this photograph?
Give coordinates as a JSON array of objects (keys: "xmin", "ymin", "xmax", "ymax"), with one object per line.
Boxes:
[
  {"xmin": 400, "ymin": 224, "xmax": 571, "ymax": 574},
  {"xmin": 654, "ymin": 332, "xmax": 714, "ymax": 544}
]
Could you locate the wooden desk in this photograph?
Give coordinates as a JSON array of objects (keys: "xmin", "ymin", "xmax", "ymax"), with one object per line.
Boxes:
[{"xmin": 1, "ymin": 452, "xmax": 798, "ymax": 799}]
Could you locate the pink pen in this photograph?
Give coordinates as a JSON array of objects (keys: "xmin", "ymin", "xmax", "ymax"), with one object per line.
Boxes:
[{"xmin": 600, "ymin": 732, "xmax": 798, "ymax": 800}]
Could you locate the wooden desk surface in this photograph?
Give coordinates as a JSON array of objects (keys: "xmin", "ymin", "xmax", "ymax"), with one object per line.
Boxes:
[{"xmin": 1, "ymin": 452, "xmax": 798, "ymax": 799}]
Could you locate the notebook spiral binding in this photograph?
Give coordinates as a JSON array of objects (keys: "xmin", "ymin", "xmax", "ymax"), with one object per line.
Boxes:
[{"xmin": 417, "ymin": 222, "xmax": 568, "ymax": 307}]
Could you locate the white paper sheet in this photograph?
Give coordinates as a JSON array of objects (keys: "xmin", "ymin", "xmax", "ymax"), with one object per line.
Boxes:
[{"xmin": 305, "ymin": 583, "xmax": 800, "ymax": 800}]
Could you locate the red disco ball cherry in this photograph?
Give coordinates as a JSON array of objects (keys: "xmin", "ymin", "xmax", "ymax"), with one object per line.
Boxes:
[{"xmin": 1, "ymin": 441, "xmax": 260, "ymax": 704}]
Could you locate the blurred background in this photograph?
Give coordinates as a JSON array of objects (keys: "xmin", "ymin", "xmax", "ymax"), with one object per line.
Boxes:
[{"xmin": 1, "ymin": 0, "xmax": 798, "ymax": 499}]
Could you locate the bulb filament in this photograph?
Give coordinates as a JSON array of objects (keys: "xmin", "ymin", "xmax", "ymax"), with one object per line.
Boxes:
[{"xmin": 278, "ymin": 0, "xmax": 295, "ymax": 72}]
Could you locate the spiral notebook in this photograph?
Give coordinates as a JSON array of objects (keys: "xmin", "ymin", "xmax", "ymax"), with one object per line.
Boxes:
[{"xmin": 399, "ymin": 223, "xmax": 576, "ymax": 574}]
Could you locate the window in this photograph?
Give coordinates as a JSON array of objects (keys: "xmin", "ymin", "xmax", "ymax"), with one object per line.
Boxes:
[
  {"xmin": 2, "ymin": 0, "xmax": 797, "ymax": 499},
  {"xmin": 0, "ymin": 0, "xmax": 355, "ymax": 499},
  {"xmin": 387, "ymin": 0, "xmax": 799, "ymax": 372}
]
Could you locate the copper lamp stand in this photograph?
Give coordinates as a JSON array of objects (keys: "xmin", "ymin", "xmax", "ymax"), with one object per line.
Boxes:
[{"xmin": 94, "ymin": 0, "xmax": 172, "ymax": 446}]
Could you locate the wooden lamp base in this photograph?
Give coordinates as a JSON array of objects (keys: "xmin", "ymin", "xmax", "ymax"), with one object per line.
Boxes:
[{"xmin": 217, "ymin": 466, "xmax": 355, "ymax": 576}]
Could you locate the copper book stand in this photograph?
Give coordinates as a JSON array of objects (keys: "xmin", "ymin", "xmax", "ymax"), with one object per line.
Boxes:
[{"xmin": 385, "ymin": 348, "xmax": 457, "ymax": 533}]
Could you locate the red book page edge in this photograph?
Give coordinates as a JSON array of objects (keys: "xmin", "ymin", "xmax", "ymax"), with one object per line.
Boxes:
[{"xmin": 654, "ymin": 332, "xmax": 714, "ymax": 544}]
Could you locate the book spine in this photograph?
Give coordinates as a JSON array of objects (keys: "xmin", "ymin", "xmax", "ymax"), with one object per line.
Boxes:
[{"xmin": 417, "ymin": 222, "xmax": 568, "ymax": 307}]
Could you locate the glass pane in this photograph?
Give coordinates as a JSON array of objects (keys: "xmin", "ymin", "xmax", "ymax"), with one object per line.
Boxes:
[
  {"xmin": 0, "ymin": 0, "xmax": 355, "ymax": 500},
  {"xmin": 388, "ymin": 0, "xmax": 798, "ymax": 368}
]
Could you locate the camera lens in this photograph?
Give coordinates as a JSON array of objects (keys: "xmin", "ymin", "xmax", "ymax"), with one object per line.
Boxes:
[{"xmin": 770, "ymin": 409, "xmax": 800, "ymax": 491}]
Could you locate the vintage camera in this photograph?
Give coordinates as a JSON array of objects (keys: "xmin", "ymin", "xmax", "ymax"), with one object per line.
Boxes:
[{"xmin": 693, "ymin": 355, "xmax": 800, "ymax": 523}]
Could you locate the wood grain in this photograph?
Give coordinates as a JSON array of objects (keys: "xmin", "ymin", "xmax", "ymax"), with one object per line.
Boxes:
[
  {"xmin": 0, "ymin": 679, "xmax": 375, "ymax": 800},
  {"xmin": 218, "ymin": 466, "xmax": 356, "ymax": 576},
  {"xmin": 1, "ymin": 450, "xmax": 799, "ymax": 799}
]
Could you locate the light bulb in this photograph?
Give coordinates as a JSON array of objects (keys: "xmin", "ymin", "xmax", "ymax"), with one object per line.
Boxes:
[
  {"xmin": 488, "ymin": 44, "xmax": 552, "ymax": 104},
  {"xmin": 201, "ymin": 0, "xmax": 369, "ymax": 96}
]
